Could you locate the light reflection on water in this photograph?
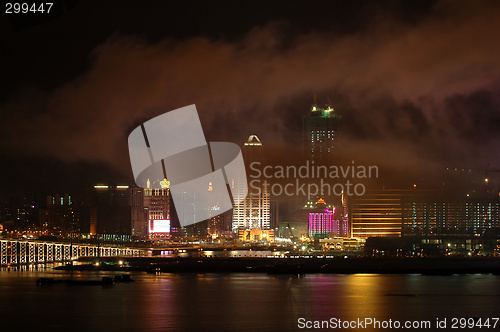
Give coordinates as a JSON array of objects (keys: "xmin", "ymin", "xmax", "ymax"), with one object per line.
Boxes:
[{"xmin": 0, "ymin": 270, "xmax": 499, "ymax": 331}]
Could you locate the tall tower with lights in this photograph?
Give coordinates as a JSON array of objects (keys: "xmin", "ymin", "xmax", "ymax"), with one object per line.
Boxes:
[
  {"xmin": 232, "ymin": 135, "xmax": 270, "ymax": 231},
  {"xmin": 144, "ymin": 178, "xmax": 171, "ymax": 239},
  {"xmin": 303, "ymin": 102, "xmax": 342, "ymax": 166},
  {"xmin": 144, "ymin": 178, "xmax": 170, "ymax": 221}
]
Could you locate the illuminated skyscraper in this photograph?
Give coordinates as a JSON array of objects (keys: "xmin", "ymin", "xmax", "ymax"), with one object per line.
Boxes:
[
  {"xmin": 351, "ymin": 190, "xmax": 403, "ymax": 239},
  {"xmin": 303, "ymin": 103, "xmax": 342, "ymax": 166},
  {"xmin": 308, "ymin": 198, "xmax": 336, "ymax": 238},
  {"xmin": 242, "ymin": 134, "xmax": 263, "ymax": 162},
  {"xmin": 351, "ymin": 189, "xmax": 500, "ymax": 239},
  {"xmin": 144, "ymin": 179, "xmax": 171, "ymax": 239},
  {"xmin": 401, "ymin": 194, "xmax": 500, "ymax": 236},
  {"xmin": 338, "ymin": 192, "xmax": 351, "ymax": 237},
  {"xmin": 143, "ymin": 179, "xmax": 170, "ymax": 220},
  {"xmin": 232, "ymin": 135, "xmax": 270, "ymax": 230}
]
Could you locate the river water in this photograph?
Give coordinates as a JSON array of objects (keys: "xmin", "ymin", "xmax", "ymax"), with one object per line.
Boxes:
[{"xmin": 0, "ymin": 268, "xmax": 499, "ymax": 331}]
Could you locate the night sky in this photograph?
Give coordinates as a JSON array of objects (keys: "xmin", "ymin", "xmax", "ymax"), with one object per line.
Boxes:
[{"xmin": 1, "ymin": 0, "xmax": 500, "ymax": 199}]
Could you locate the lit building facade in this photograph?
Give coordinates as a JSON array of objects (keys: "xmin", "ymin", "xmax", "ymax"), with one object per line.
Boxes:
[
  {"xmin": 144, "ymin": 179, "xmax": 170, "ymax": 221},
  {"xmin": 3, "ymin": 195, "xmax": 37, "ymax": 231},
  {"xmin": 402, "ymin": 195, "xmax": 500, "ymax": 236},
  {"xmin": 82, "ymin": 185, "xmax": 148, "ymax": 238},
  {"xmin": 308, "ymin": 198, "xmax": 336, "ymax": 238},
  {"xmin": 39, "ymin": 193, "xmax": 78, "ymax": 234},
  {"xmin": 144, "ymin": 179, "xmax": 171, "ymax": 239},
  {"xmin": 148, "ymin": 219, "xmax": 171, "ymax": 240},
  {"xmin": 303, "ymin": 104, "xmax": 342, "ymax": 166},
  {"xmin": 338, "ymin": 192, "xmax": 350, "ymax": 237},
  {"xmin": 232, "ymin": 135, "xmax": 270, "ymax": 230},
  {"xmin": 208, "ymin": 209, "xmax": 233, "ymax": 238},
  {"xmin": 351, "ymin": 189, "xmax": 500, "ymax": 239},
  {"xmin": 239, "ymin": 228, "xmax": 274, "ymax": 242},
  {"xmin": 319, "ymin": 237, "xmax": 366, "ymax": 251},
  {"xmin": 351, "ymin": 190, "xmax": 403, "ymax": 239}
]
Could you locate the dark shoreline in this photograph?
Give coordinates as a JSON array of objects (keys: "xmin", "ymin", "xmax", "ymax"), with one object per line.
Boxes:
[{"xmin": 55, "ymin": 257, "xmax": 500, "ymax": 275}]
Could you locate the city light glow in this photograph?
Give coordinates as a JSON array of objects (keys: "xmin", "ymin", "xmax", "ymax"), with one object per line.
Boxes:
[{"xmin": 149, "ymin": 219, "xmax": 170, "ymax": 233}]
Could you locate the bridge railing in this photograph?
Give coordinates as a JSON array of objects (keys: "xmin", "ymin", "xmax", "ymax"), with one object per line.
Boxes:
[{"xmin": 0, "ymin": 239, "xmax": 145, "ymax": 266}]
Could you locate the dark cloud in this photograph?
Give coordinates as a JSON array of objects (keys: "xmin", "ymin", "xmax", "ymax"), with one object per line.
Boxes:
[{"xmin": 1, "ymin": 0, "xmax": 500, "ymax": 190}]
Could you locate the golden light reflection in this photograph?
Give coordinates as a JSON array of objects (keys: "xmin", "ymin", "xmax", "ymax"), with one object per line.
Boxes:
[{"xmin": 342, "ymin": 275, "xmax": 384, "ymax": 321}]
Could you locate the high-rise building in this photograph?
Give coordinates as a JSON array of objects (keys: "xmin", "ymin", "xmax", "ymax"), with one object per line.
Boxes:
[
  {"xmin": 338, "ymin": 192, "xmax": 350, "ymax": 237},
  {"xmin": 3, "ymin": 194, "xmax": 37, "ymax": 230},
  {"xmin": 308, "ymin": 198, "xmax": 336, "ymax": 238},
  {"xmin": 242, "ymin": 134, "xmax": 263, "ymax": 163},
  {"xmin": 232, "ymin": 135, "xmax": 270, "ymax": 230},
  {"xmin": 81, "ymin": 185, "xmax": 148, "ymax": 238},
  {"xmin": 144, "ymin": 179, "xmax": 171, "ymax": 240},
  {"xmin": 401, "ymin": 194, "xmax": 500, "ymax": 236},
  {"xmin": 351, "ymin": 188, "xmax": 500, "ymax": 239},
  {"xmin": 208, "ymin": 209, "xmax": 233, "ymax": 238},
  {"xmin": 465, "ymin": 198, "xmax": 500, "ymax": 235},
  {"xmin": 351, "ymin": 190, "xmax": 403, "ymax": 239},
  {"xmin": 303, "ymin": 103, "xmax": 342, "ymax": 166},
  {"xmin": 38, "ymin": 193, "xmax": 78, "ymax": 234},
  {"xmin": 144, "ymin": 180, "xmax": 170, "ymax": 221}
]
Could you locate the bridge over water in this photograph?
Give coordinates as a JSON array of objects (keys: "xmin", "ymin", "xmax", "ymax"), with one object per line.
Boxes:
[{"xmin": 0, "ymin": 238, "xmax": 146, "ymax": 266}]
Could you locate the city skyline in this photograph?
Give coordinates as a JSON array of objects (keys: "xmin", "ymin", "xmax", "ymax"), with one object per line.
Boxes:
[
  {"xmin": 1, "ymin": 1, "xmax": 500, "ymax": 199},
  {"xmin": 2, "ymin": 3, "xmax": 500, "ymax": 330},
  {"xmin": 0, "ymin": 1, "xmax": 500, "ymax": 254}
]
